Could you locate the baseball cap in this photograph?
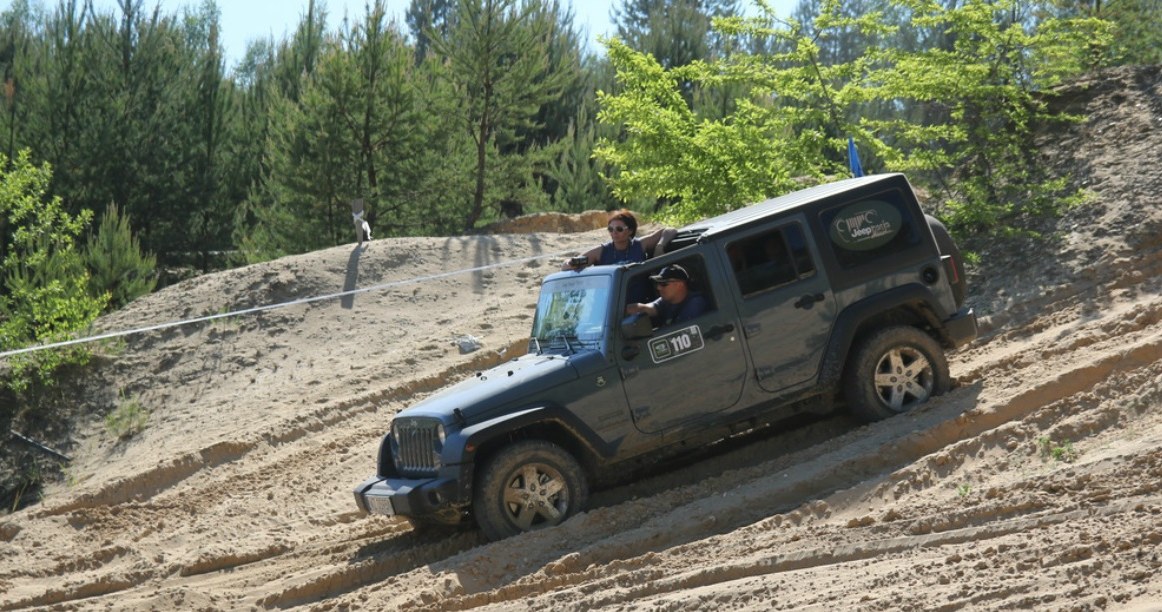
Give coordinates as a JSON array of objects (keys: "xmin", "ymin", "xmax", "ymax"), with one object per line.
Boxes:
[{"xmin": 650, "ymin": 264, "xmax": 690, "ymax": 283}]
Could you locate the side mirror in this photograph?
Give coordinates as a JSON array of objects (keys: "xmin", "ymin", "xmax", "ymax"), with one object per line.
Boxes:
[{"xmin": 621, "ymin": 313, "xmax": 653, "ymax": 340}]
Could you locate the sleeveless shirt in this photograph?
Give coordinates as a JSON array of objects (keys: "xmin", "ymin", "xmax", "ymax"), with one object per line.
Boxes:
[{"xmin": 598, "ymin": 238, "xmax": 647, "ymax": 265}]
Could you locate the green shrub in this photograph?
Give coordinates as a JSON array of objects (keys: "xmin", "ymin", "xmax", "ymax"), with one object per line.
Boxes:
[
  {"xmin": 105, "ymin": 393, "xmax": 149, "ymax": 440},
  {"xmin": 85, "ymin": 203, "xmax": 157, "ymax": 311},
  {"xmin": 0, "ymin": 151, "xmax": 107, "ymax": 395},
  {"xmin": 1036, "ymin": 436, "xmax": 1078, "ymax": 463}
]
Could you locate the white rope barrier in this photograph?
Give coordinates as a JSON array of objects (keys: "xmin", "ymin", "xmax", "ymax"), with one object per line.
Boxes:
[{"xmin": 0, "ymin": 248, "xmax": 574, "ymax": 360}]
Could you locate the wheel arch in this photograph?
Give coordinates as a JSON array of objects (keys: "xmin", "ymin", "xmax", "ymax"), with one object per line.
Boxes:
[
  {"xmin": 820, "ymin": 284, "xmax": 950, "ymax": 389},
  {"xmin": 462, "ymin": 406, "xmax": 604, "ymax": 491}
]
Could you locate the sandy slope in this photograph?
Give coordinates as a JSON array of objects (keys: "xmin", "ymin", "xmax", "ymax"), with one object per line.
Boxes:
[{"xmin": 2, "ymin": 66, "xmax": 1162, "ymax": 611}]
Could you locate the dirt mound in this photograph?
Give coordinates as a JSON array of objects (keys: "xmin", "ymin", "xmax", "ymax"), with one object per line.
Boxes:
[
  {"xmin": 485, "ymin": 210, "xmax": 612, "ymax": 234},
  {"xmin": 1, "ymin": 66, "xmax": 1161, "ymax": 610}
]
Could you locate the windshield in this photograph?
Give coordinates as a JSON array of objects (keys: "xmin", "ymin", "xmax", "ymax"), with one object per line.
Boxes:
[{"xmin": 530, "ymin": 275, "xmax": 612, "ymax": 354}]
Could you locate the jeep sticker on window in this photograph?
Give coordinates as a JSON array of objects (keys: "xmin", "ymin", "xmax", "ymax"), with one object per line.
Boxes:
[
  {"xmin": 648, "ymin": 325, "xmax": 705, "ymax": 364},
  {"xmin": 829, "ymin": 200, "xmax": 902, "ymax": 251}
]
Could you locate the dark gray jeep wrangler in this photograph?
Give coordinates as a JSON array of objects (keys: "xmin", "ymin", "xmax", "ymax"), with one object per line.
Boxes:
[{"xmin": 353, "ymin": 173, "xmax": 977, "ymax": 541}]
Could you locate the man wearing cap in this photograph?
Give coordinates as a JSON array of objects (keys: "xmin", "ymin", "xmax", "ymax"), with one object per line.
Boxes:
[{"xmin": 625, "ymin": 264, "xmax": 709, "ymax": 326}]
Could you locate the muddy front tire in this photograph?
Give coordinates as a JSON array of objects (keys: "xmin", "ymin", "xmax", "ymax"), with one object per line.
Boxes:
[
  {"xmin": 473, "ymin": 440, "xmax": 588, "ymax": 542},
  {"xmin": 844, "ymin": 326, "xmax": 950, "ymax": 422}
]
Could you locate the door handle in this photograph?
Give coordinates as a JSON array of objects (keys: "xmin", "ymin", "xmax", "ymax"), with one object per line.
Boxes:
[
  {"xmin": 706, "ymin": 324, "xmax": 735, "ymax": 340},
  {"xmin": 795, "ymin": 293, "xmax": 825, "ymax": 309}
]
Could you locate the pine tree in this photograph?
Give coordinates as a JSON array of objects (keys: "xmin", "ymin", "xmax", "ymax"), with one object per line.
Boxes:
[
  {"xmin": 1096, "ymin": 0, "xmax": 1162, "ymax": 65},
  {"xmin": 235, "ymin": 0, "xmax": 456, "ymax": 260},
  {"xmin": 430, "ymin": 0, "xmax": 571, "ymax": 230},
  {"xmin": 84, "ymin": 202, "xmax": 156, "ymax": 311},
  {"xmin": 406, "ymin": 0, "xmax": 457, "ymax": 63}
]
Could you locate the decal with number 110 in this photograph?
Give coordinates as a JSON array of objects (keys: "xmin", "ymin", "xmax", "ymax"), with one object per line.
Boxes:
[{"xmin": 648, "ymin": 325, "xmax": 705, "ymax": 364}]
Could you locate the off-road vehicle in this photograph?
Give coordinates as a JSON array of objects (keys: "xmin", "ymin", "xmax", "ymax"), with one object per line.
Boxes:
[{"xmin": 353, "ymin": 173, "xmax": 977, "ymax": 541}]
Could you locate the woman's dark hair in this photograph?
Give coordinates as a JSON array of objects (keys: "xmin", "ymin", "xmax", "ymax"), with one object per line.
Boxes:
[{"xmin": 608, "ymin": 209, "xmax": 639, "ymax": 238}]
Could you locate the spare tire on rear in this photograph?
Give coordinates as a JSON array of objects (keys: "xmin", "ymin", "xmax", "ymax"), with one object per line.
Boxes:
[{"xmin": 926, "ymin": 214, "xmax": 967, "ymax": 309}]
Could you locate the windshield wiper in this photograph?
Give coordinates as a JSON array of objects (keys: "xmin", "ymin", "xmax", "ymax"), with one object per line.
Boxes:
[{"xmin": 541, "ymin": 329, "xmax": 577, "ymax": 355}]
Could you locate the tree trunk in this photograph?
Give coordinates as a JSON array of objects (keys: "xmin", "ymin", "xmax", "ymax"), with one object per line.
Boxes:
[{"xmin": 467, "ymin": 122, "xmax": 487, "ymax": 231}]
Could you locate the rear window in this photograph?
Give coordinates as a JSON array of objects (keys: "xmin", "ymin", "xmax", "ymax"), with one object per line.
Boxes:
[{"xmin": 818, "ymin": 190, "xmax": 921, "ymax": 269}]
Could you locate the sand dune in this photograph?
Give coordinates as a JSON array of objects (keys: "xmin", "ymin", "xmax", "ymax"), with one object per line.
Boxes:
[{"xmin": 2, "ymin": 66, "xmax": 1161, "ymax": 610}]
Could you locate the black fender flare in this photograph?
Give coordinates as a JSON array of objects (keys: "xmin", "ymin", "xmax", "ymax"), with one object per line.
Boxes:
[
  {"xmin": 451, "ymin": 405, "xmax": 622, "ymax": 497},
  {"xmin": 818, "ymin": 283, "xmax": 947, "ymax": 388}
]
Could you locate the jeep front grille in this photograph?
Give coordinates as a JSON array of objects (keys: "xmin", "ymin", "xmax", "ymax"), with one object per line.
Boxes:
[{"xmin": 391, "ymin": 418, "xmax": 443, "ymax": 475}]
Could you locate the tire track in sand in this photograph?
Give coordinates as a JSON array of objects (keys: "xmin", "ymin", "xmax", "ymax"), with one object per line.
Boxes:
[{"xmin": 369, "ymin": 309, "xmax": 1162, "ymax": 611}]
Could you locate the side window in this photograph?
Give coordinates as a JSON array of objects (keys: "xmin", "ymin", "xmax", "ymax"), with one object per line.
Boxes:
[
  {"xmin": 625, "ymin": 256, "xmax": 716, "ymax": 328},
  {"xmin": 729, "ymin": 223, "xmax": 816, "ymax": 297},
  {"xmin": 818, "ymin": 190, "xmax": 921, "ymax": 269}
]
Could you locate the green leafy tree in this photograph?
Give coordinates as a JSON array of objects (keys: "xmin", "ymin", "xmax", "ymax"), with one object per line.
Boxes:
[
  {"xmin": 866, "ymin": 0, "xmax": 1112, "ymax": 233},
  {"xmin": 0, "ymin": 1, "xmax": 38, "ymax": 269},
  {"xmin": 595, "ymin": 33, "xmax": 834, "ymax": 222},
  {"xmin": 84, "ymin": 202, "xmax": 157, "ymax": 311},
  {"xmin": 597, "ymin": 0, "xmax": 1112, "ymax": 233},
  {"xmin": 0, "ymin": 151, "xmax": 106, "ymax": 394},
  {"xmin": 612, "ymin": 0, "xmax": 741, "ymax": 111}
]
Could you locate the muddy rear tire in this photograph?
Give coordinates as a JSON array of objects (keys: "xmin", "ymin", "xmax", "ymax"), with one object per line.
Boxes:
[{"xmin": 844, "ymin": 326, "xmax": 950, "ymax": 422}]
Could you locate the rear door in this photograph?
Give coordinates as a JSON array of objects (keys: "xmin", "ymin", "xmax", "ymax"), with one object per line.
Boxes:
[{"xmin": 726, "ymin": 217, "xmax": 838, "ymax": 393}]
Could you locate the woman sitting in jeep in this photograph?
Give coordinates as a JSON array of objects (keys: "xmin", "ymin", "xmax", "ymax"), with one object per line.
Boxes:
[{"xmin": 563, "ymin": 209, "xmax": 676, "ymax": 270}]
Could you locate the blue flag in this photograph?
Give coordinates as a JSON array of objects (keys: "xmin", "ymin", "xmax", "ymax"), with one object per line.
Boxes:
[{"xmin": 848, "ymin": 136, "xmax": 864, "ymax": 178}]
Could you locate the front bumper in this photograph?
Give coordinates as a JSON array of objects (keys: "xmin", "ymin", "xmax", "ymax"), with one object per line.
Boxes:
[{"xmin": 352, "ymin": 475, "xmax": 462, "ymax": 517}]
